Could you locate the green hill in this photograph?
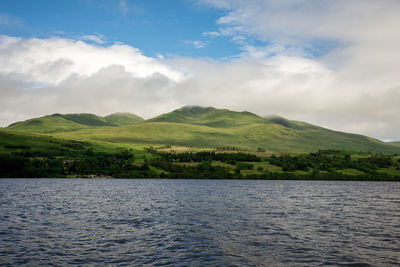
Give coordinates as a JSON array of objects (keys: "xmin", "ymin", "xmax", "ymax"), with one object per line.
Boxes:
[
  {"xmin": 4, "ymin": 106, "xmax": 400, "ymax": 153},
  {"xmin": 104, "ymin": 112, "xmax": 144, "ymax": 126},
  {"xmin": 52, "ymin": 113, "xmax": 114, "ymax": 126},
  {"xmin": 0, "ymin": 129, "xmax": 61, "ymax": 153},
  {"xmin": 0, "ymin": 129, "xmax": 94, "ymax": 154},
  {"xmin": 6, "ymin": 112, "xmax": 143, "ymax": 133},
  {"xmin": 7, "ymin": 113, "xmax": 114, "ymax": 133},
  {"xmin": 7, "ymin": 115, "xmax": 91, "ymax": 133},
  {"xmin": 149, "ymin": 105, "xmax": 269, "ymax": 127}
]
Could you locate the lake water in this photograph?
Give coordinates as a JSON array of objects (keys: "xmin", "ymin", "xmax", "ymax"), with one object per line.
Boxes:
[{"xmin": 0, "ymin": 179, "xmax": 399, "ymax": 266}]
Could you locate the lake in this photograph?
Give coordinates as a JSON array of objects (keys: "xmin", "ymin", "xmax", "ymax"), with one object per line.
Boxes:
[{"xmin": 0, "ymin": 179, "xmax": 399, "ymax": 266}]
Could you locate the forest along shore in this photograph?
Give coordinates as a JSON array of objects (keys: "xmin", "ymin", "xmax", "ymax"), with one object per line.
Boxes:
[{"xmin": 1, "ymin": 147, "xmax": 399, "ymax": 180}]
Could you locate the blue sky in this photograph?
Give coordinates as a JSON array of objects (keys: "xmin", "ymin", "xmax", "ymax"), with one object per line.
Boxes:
[
  {"xmin": 1, "ymin": 0, "xmax": 400, "ymax": 140},
  {"xmin": 0, "ymin": 0, "xmax": 241, "ymax": 58}
]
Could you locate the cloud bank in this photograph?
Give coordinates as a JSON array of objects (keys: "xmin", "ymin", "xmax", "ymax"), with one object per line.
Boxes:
[{"xmin": 1, "ymin": 0, "xmax": 400, "ymax": 141}]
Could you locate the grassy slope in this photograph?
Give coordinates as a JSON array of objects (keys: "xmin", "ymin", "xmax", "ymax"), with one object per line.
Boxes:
[
  {"xmin": 0, "ymin": 128, "xmax": 155, "ymax": 166},
  {"xmin": 1, "ymin": 129, "xmax": 399, "ymax": 178},
  {"xmin": 0, "ymin": 128, "xmax": 123, "ymax": 153},
  {"xmin": 104, "ymin": 112, "xmax": 144, "ymax": 126},
  {"xmin": 5, "ymin": 106, "xmax": 400, "ymax": 153},
  {"xmin": 45, "ymin": 107, "xmax": 400, "ymax": 153},
  {"xmin": 48, "ymin": 121, "xmax": 399, "ymax": 153},
  {"xmin": 53, "ymin": 113, "xmax": 114, "ymax": 126},
  {"xmin": 7, "ymin": 116, "xmax": 90, "ymax": 133},
  {"xmin": 388, "ymin": 141, "xmax": 400, "ymax": 147},
  {"xmin": 7, "ymin": 112, "xmax": 144, "ymax": 133},
  {"xmin": 149, "ymin": 106, "xmax": 269, "ymax": 127},
  {"xmin": 7, "ymin": 113, "xmax": 116, "ymax": 133},
  {"xmin": 0, "ymin": 129, "xmax": 62, "ymax": 153}
]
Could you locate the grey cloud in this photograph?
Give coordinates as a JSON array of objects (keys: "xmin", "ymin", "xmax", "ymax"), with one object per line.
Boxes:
[
  {"xmin": 192, "ymin": 0, "xmax": 400, "ymax": 140},
  {"xmin": 0, "ymin": 66, "xmax": 179, "ymax": 126}
]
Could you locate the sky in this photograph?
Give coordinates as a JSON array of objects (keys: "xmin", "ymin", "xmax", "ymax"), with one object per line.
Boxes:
[{"xmin": 0, "ymin": 0, "xmax": 399, "ymax": 141}]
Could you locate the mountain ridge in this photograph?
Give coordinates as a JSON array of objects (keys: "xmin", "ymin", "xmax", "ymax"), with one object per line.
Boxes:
[
  {"xmin": 148, "ymin": 105, "xmax": 270, "ymax": 128},
  {"xmin": 7, "ymin": 112, "xmax": 144, "ymax": 133},
  {"xmin": 4, "ymin": 106, "xmax": 400, "ymax": 153}
]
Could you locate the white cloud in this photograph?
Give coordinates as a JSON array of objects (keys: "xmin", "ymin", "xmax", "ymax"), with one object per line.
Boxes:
[
  {"xmin": 192, "ymin": 0, "xmax": 400, "ymax": 139},
  {"xmin": 173, "ymin": 56, "xmax": 400, "ymax": 140},
  {"xmin": 184, "ymin": 40, "xmax": 209, "ymax": 49},
  {"xmin": 0, "ymin": 35, "xmax": 184, "ymax": 126},
  {"xmin": 0, "ymin": 35, "xmax": 183, "ymax": 84},
  {"xmin": 80, "ymin": 33, "xmax": 107, "ymax": 44},
  {"xmin": 202, "ymin": 31, "xmax": 221, "ymax": 38}
]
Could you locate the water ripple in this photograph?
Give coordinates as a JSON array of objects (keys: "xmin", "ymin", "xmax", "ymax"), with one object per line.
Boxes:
[{"xmin": 0, "ymin": 179, "xmax": 399, "ymax": 266}]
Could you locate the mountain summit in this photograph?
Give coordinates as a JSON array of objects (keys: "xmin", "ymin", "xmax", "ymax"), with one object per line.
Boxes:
[
  {"xmin": 104, "ymin": 113, "xmax": 144, "ymax": 126},
  {"xmin": 149, "ymin": 105, "xmax": 269, "ymax": 128}
]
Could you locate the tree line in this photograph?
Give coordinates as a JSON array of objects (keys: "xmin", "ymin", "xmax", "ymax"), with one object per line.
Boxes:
[{"xmin": 1, "ymin": 149, "xmax": 399, "ymax": 180}]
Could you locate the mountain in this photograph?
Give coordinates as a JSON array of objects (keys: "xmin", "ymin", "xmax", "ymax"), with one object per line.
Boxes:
[
  {"xmin": 104, "ymin": 112, "xmax": 144, "ymax": 126},
  {"xmin": 149, "ymin": 106, "xmax": 269, "ymax": 127},
  {"xmin": 141, "ymin": 106, "xmax": 398, "ymax": 153},
  {"xmin": 7, "ymin": 115, "xmax": 92, "ymax": 133},
  {"xmin": 4, "ymin": 106, "xmax": 400, "ymax": 153},
  {"xmin": 52, "ymin": 113, "xmax": 113, "ymax": 126},
  {"xmin": 7, "ymin": 112, "xmax": 143, "ymax": 133}
]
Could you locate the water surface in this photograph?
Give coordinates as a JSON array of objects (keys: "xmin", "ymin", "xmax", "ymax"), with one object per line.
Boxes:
[{"xmin": 0, "ymin": 179, "xmax": 399, "ymax": 266}]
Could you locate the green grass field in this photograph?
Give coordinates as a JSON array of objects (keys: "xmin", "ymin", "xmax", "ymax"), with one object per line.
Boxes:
[
  {"xmin": 389, "ymin": 141, "xmax": 400, "ymax": 147},
  {"xmin": 1, "ymin": 126, "xmax": 400, "ymax": 178},
  {"xmin": 0, "ymin": 128, "xmax": 156, "ymax": 160}
]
